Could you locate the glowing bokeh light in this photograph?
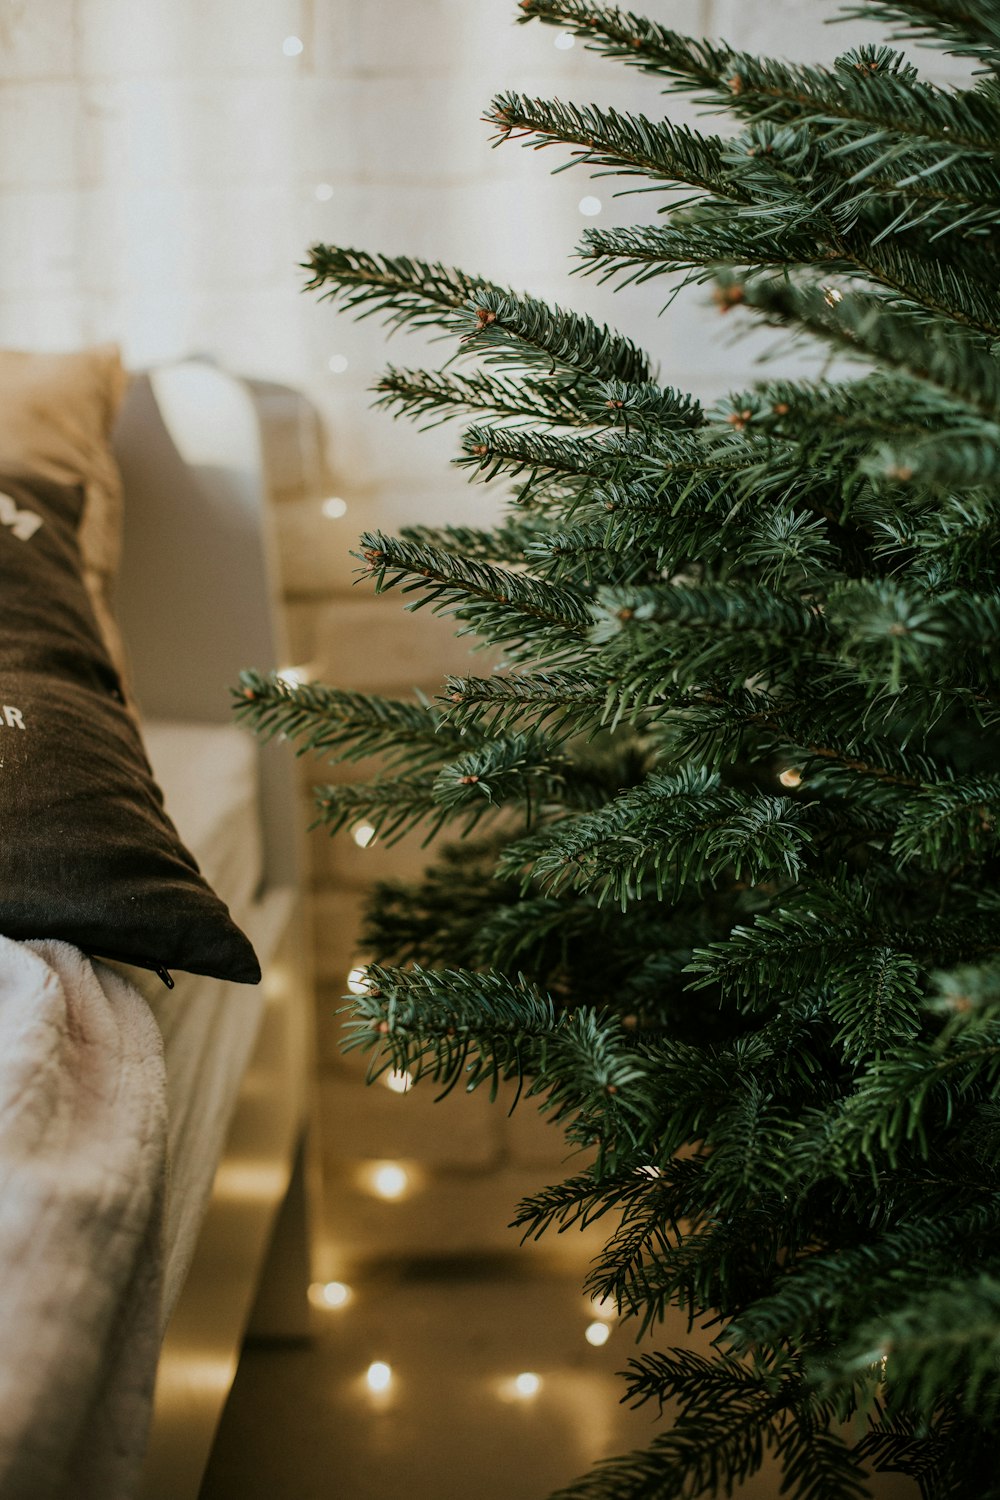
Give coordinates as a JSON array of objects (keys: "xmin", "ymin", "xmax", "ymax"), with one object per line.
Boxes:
[
  {"xmin": 371, "ymin": 1163, "xmax": 409, "ymax": 1200},
  {"xmin": 309, "ymin": 1280, "xmax": 352, "ymax": 1309},
  {"xmin": 590, "ymin": 1294, "xmax": 617, "ymax": 1321},
  {"xmin": 346, "ymin": 965, "xmax": 369, "ymax": 995}
]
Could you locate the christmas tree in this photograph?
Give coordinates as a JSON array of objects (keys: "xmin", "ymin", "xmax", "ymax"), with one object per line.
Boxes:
[{"xmin": 238, "ymin": 1, "xmax": 1000, "ymax": 1494}]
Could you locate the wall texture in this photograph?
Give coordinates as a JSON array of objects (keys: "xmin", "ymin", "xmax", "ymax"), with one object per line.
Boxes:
[{"xmin": 0, "ymin": 0, "xmax": 915, "ymax": 1273}]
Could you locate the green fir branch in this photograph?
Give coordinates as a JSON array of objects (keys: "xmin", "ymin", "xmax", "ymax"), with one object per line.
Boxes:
[
  {"xmin": 457, "ymin": 422, "xmax": 641, "ymax": 493},
  {"xmin": 356, "ymin": 529, "xmax": 592, "ymax": 658},
  {"xmin": 734, "ymin": 282, "xmax": 1000, "ymax": 416},
  {"xmin": 458, "ymin": 287, "xmax": 655, "ymax": 383},
  {"xmin": 233, "ymin": 669, "xmax": 469, "ymax": 770},
  {"xmin": 312, "ymin": 776, "xmax": 489, "ymax": 846},
  {"xmin": 512, "ymin": 1156, "xmax": 705, "ymax": 1241},
  {"xmin": 488, "ymin": 90, "xmax": 750, "ymax": 202},
  {"xmin": 518, "ymin": 2, "xmax": 1000, "ymax": 151},
  {"xmin": 303, "ymin": 244, "xmax": 498, "ymax": 332},
  {"xmin": 549, "ymin": 1347, "xmax": 870, "ymax": 1500},
  {"xmin": 430, "ymin": 733, "xmax": 572, "ymax": 816},
  {"xmin": 577, "ymin": 221, "xmax": 842, "ymax": 291},
  {"xmin": 728, "ymin": 1202, "xmax": 1000, "ymax": 1354},
  {"xmin": 505, "ymin": 768, "xmax": 814, "ymax": 907},
  {"xmin": 373, "ymin": 364, "xmax": 598, "ymax": 428},
  {"xmin": 303, "ymin": 245, "xmax": 654, "ymax": 383},
  {"xmin": 443, "ymin": 668, "xmax": 611, "ymax": 739},
  {"xmin": 839, "ymin": 0, "xmax": 1000, "ymax": 68},
  {"xmin": 343, "ymin": 962, "xmax": 657, "ymax": 1166},
  {"xmin": 826, "ymin": 1274, "xmax": 1000, "ymax": 1425},
  {"xmin": 890, "ymin": 775, "xmax": 1000, "ymax": 867}
]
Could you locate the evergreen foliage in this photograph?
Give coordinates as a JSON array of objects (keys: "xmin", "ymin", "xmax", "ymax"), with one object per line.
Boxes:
[{"xmin": 238, "ymin": 2, "xmax": 1000, "ymax": 1493}]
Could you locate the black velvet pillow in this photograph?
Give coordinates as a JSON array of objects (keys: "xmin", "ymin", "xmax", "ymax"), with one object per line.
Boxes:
[{"xmin": 0, "ymin": 470, "xmax": 260, "ymax": 984}]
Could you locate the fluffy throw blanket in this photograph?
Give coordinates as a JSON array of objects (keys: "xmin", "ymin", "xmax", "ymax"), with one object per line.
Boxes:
[{"xmin": 0, "ymin": 937, "xmax": 167, "ymax": 1500}]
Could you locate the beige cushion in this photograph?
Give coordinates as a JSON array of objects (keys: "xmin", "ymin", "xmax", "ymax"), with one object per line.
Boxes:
[{"xmin": 0, "ymin": 345, "xmax": 128, "ymax": 678}]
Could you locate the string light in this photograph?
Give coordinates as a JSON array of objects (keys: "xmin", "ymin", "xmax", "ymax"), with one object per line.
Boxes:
[
  {"xmin": 328, "ymin": 354, "xmax": 349, "ymax": 374},
  {"xmin": 275, "ymin": 663, "xmax": 308, "ymax": 689},
  {"xmin": 309, "ymin": 1280, "xmax": 352, "ymax": 1309},
  {"xmin": 322, "ymin": 495, "xmax": 347, "ymax": 518},
  {"xmin": 370, "ymin": 1162, "xmax": 409, "ymax": 1200},
  {"xmin": 314, "ymin": 182, "xmax": 334, "ymax": 201},
  {"xmin": 366, "ymin": 1361, "xmax": 392, "ymax": 1392},
  {"xmin": 514, "ymin": 1372, "xmax": 541, "ymax": 1398},
  {"xmin": 346, "ymin": 965, "xmax": 369, "ymax": 995},
  {"xmin": 823, "ymin": 285, "xmax": 844, "ymax": 306},
  {"xmin": 590, "ymin": 1294, "xmax": 617, "ymax": 1322},
  {"xmin": 282, "ymin": 35, "xmax": 304, "ymax": 56},
  {"xmin": 383, "ymin": 1069, "xmax": 413, "ymax": 1094},
  {"xmin": 554, "ymin": 32, "xmax": 575, "ymax": 48},
  {"xmin": 578, "ymin": 195, "xmax": 602, "ymax": 216},
  {"xmin": 779, "ymin": 768, "xmax": 803, "ymax": 788},
  {"xmin": 352, "ymin": 822, "xmax": 376, "ymax": 848},
  {"xmin": 585, "ymin": 1321, "xmax": 611, "ymax": 1347}
]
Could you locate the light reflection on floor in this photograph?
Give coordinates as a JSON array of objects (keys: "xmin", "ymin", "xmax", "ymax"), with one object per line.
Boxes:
[
  {"xmin": 199, "ymin": 1258, "xmax": 664, "ymax": 1500},
  {"xmin": 200, "ymin": 1250, "xmax": 923, "ymax": 1500}
]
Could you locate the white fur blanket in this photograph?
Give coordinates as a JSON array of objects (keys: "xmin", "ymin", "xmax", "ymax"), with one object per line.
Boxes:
[{"xmin": 0, "ymin": 937, "xmax": 167, "ymax": 1500}]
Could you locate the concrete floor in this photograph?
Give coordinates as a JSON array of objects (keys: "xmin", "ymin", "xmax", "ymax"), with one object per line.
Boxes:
[
  {"xmin": 199, "ymin": 1245, "xmax": 921, "ymax": 1500},
  {"xmin": 198, "ymin": 1256, "xmax": 663, "ymax": 1500}
]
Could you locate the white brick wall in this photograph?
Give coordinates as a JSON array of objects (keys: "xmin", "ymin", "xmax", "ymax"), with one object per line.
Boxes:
[{"xmin": 0, "ymin": 2, "xmax": 75, "ymax": 79}]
